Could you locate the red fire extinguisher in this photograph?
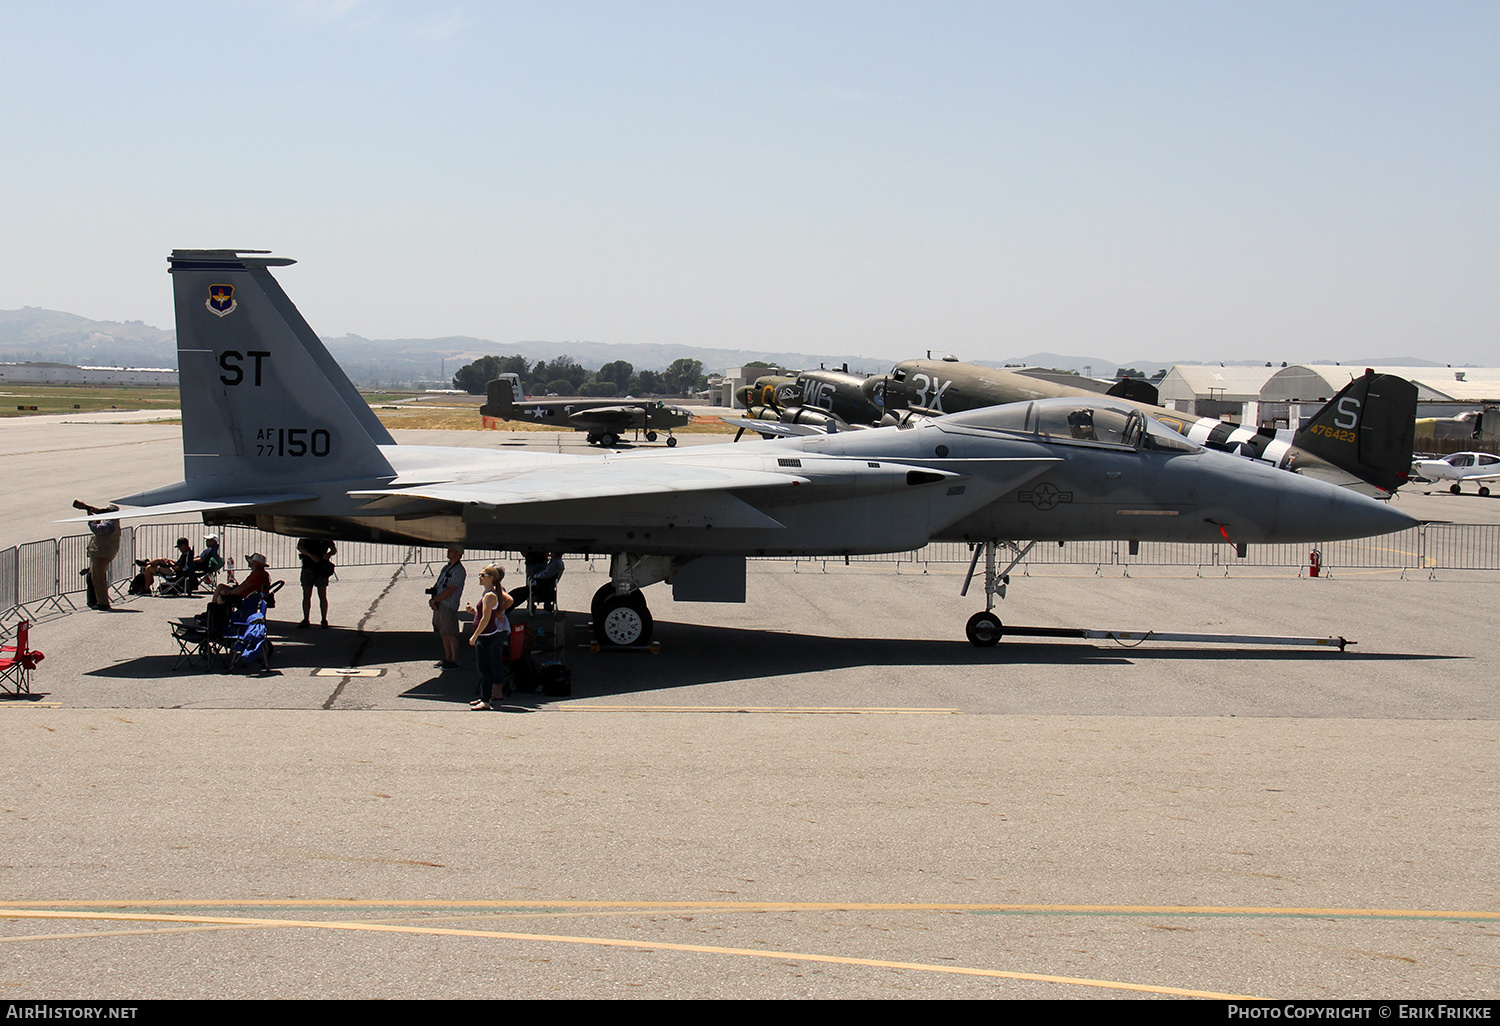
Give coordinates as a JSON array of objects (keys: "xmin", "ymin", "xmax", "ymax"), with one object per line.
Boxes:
[{"xmin": 1309, "ymin": 549, "xmax": 1321, "ymax": 578}]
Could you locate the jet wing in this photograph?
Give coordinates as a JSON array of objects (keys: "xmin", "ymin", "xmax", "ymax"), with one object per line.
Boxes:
[{"xmin": 721, "ymin": 417, "xmax": 826, "ymax": 437}]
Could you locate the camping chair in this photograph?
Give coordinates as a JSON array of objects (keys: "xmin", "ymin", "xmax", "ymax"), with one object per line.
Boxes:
[
  {"xmin": 156, "ymin": 568, "xmax": 200, "ymax": 597},
  {"xmin": 169, "ymin": 615, "xmax": 222, "ymax": 670},
  {"xmin": 0, "ymin": 621, "xmax": 45, "ymax": 695},
  {"xmin": 196, "ymin": 553, "xmax": 226, "ymax": 591},
  {"xmin": 222, "ymin": 594, "xmax": 273, "ymax": 673}
]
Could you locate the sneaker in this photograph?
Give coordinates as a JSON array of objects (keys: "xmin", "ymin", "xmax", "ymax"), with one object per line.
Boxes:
[
  {"xmin": 439, "ymin": 660, "xmax": 460, "ymax": 670},
  {"xmin": 297, "ymin": 620, "xmax": 310, "ymax": 629}
]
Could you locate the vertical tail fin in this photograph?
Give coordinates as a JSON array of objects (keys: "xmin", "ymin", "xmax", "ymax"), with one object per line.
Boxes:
[
  {"xmin": 480, "ymin": 375, "xmax": 517, "ymax": 424},
  {"xmin": 1293, "ymin": 370, "xmax": 1417, "ymax": 493},
  {"xmin": 168, "ymin": 250, "xmax": 394, "ymax": 491}
]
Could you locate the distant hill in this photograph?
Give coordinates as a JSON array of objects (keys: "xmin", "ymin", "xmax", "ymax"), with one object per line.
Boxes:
[
  {"xmin": 0, "ymin": 307, "xmax": 1458, "ymax": 387},
  {"xmin": 0, "ymin": 308, "xmax": 175, "ymax": 368},
  {"xmin": 0, "ymin": 310, "xmax": 898, "ymax": 386}
]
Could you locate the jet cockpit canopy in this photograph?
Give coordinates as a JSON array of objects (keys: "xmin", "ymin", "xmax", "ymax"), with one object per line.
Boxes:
[{"xmin": 933, "ymin": 397, "xmax": 1202, "ymax": 453}]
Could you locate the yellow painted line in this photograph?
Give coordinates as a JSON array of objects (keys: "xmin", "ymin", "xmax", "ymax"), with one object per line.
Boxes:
[
  {"xmin": 553, "ymin": 706, "xmax": 960, "ymax": 714},
  {"xmin": 6, "ymin": 900, "xmax": 1494, "ymax": 919},
  {"xmin": 0, "ymin": 909, "xmax": 1251, "ymax": 999}
]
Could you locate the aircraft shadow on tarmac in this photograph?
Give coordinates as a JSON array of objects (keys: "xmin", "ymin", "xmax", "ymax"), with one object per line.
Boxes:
[
  {"xmin": 555, "ymin": 619, "xmax": 1457, "ymax": 698},
  {"xmin": 81, "ymin": 616, "xmax": 1457, "ymax": 702}
]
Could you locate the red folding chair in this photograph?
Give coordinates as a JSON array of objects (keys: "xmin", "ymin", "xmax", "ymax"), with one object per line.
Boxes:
[{"xmin": 0, "ymin": 621, "xmax": 45, "ymax": 695}]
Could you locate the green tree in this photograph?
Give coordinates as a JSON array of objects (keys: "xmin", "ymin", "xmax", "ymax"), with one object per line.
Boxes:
[
  {"xmin": 452, "ymin": 355, "xmax": 503, "ymax": 394},
  {"xmin": 663, "ymin": 358, "xmax": 705, "ymax": 396},
  {"xmin": 598, "ymin": 359, "xmax": 634, "ymax": 392}
]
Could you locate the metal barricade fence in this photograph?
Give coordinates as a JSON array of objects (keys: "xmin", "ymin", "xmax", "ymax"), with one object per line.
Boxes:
[
  {"xmin": 767, "ymin": 525, "xmax": 1500, "ymax": 573},
  {"xmin": 58, "ymin": 533, "xmax": 94, "ymax": 596},
  {"xmin": 16, "ymin": 540, "xmax": 59, "ymax": 605},
  {"xmin": 0, "ymin": 547, "xmax": 16, "ymax": 613},
  {"xmin": 4, "ymin": 521, "xmax": 1500, "ymax": 628}
]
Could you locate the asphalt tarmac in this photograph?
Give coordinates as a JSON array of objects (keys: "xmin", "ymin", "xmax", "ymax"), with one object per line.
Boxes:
[{"xmin": 2, "ymin": 415, "xmax": 1497, "ymax": 1000}]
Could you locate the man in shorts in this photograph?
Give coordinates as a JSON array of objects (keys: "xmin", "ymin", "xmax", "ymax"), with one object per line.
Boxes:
[
  {"xmin": 429, "ymin": 547, "xmax": 466, "ymax": 669},
  {"xmin": 296, "ymin": 537, "xmax": 337, "ymax": 629}
]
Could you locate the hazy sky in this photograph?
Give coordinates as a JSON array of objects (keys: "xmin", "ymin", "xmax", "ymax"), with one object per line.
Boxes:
[{"xmin": 2, "ymin": 1, "xmax": 1496, "ymax": 366}]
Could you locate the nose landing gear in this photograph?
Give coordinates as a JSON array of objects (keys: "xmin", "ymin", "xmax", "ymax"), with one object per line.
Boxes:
[{"xmin": 960, "ymin": 540, "xmax": 1035, "ymax": 647}]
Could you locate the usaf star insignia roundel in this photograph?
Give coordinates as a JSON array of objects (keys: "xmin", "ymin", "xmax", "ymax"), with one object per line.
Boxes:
[{"xmin": 206, "ymin": 284, "xmax": 237, "ymax": 317}]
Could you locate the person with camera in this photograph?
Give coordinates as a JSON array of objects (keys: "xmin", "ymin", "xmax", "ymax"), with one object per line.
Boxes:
[
  {"xmin": 296, "ymin": 537, "xmax": 337, "ymax": 629},
  {"xmin": 74, "ymin": 499, "xmax": 121, "ymax": 611},
  {"xmin": 428, "ymin": 546, "xmax": 465, "ymax": 669}
]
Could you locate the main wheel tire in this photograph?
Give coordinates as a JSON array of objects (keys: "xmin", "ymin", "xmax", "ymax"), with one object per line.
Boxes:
[
  {"xmin": 1451, "ymin": 483, "xmax": 1463, "ymax": 494},
  {"xmin": 666, "ymin": 436, "xmax": 678, "ymax": 447},
  {"xmin": 590, "ymin": 582, "xmax": 617, "ymax": 623},
  {"xmin": 600, "ymin": 432, "xmax": 619, "ymax": 448},
  {"xmin": 1481, "ymin": 486, "xmax": 1491, "ymax": 497},
  {"xmin": 595, "ymin": 594, "xmax": 653, "ymax": 647},
  {"xmin": 965, "ymin": 611, "xmax": 1002, "ymax": 647},
  {"xmin": 645, "ymin": 431, "xmax": 658, "ymax": 442}
]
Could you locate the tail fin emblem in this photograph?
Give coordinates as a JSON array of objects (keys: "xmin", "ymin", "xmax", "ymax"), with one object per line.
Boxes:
[{"xmin": 207, "ymin": 285, "xmax": 237, "ymax": 317}]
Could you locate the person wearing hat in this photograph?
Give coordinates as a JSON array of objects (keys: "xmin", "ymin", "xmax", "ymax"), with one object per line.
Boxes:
[
  {"xmin": 190, "ymin": 533, "xmax": 222, "ymax": 577},
  {"xmin": 214, "ymin": 552, "xmax": 271, "ymax": 609},
  {"xmin": 75, "ymin": 499, "xmax": 121, "ymax": 611}
]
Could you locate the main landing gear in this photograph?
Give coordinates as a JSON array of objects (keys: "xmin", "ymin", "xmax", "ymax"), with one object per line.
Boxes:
[
  {"xmin": 960, "ymin": 540, "xmax": 1035, "ymax": 647},
  {"xmin": 585, "ymin": 430, "xmax": 678, "ymax": 448},
  {"xmin": 589, "ymin": 554, "xmax": 672, "ymax": 648},
  {"xmin": 591, "ymin": 583, "xmax": 654, "ymax": 647}
]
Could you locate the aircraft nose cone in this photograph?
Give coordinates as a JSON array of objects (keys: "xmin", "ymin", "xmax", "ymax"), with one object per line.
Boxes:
[
  {"xmin": 1282, "ymin": 478, "xmax": 1419, "ymax": 541},
  {"xmin": 1334, "ymin": 491, "xmax": 1418, "ymax": 538}
]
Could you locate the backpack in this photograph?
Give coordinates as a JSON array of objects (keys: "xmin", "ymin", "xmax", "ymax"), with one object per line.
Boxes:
[{"xmin": 537, "ymin": 660, "xmax": 572, "ymax": 697}]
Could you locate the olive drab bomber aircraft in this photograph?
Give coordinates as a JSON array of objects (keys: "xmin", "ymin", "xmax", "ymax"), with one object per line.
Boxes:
[
  {"xmin": 480, "ymin": 374, "xmax": 693, "ymax": 448},
  {"xmin": 77, "ymin": 250, "xmax": 1416, "ymax": 648}
]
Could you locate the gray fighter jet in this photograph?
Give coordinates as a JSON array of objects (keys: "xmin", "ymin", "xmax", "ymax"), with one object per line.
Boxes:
[
  {"xmin": 868, "ymin": 358, "xmax": 1417, "ymax": 496},
  {"xmin": 90, "ymin": 250, "xmax": 1415, "ymax": 648}
]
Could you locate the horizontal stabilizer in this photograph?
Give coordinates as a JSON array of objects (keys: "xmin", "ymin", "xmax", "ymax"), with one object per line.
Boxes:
[
  {"xmin": 56, "ymin": 494, "xmax": 318, "ymax": 524},
  {"xmin": 350, "ymin": 462, "xmax": 804, "ymax": 509}
]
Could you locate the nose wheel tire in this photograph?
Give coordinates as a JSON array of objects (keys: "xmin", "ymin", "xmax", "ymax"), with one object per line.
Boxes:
[
  {"xmin": 666, "ymin": 436, "xmax": 678, "ymax": 447},
  {"xmin": 966, "ymin": 611, "xmax": 1002, "ymax": 647},
  {"xmin": 600, "ymin": 432, "xmax": 619, "ymax": 448}
]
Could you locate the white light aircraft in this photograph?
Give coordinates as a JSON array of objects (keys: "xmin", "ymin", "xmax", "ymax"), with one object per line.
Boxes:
[{"xmin": 1410, "ymin": 452, "xmax": 1500, "ymax": 496}]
